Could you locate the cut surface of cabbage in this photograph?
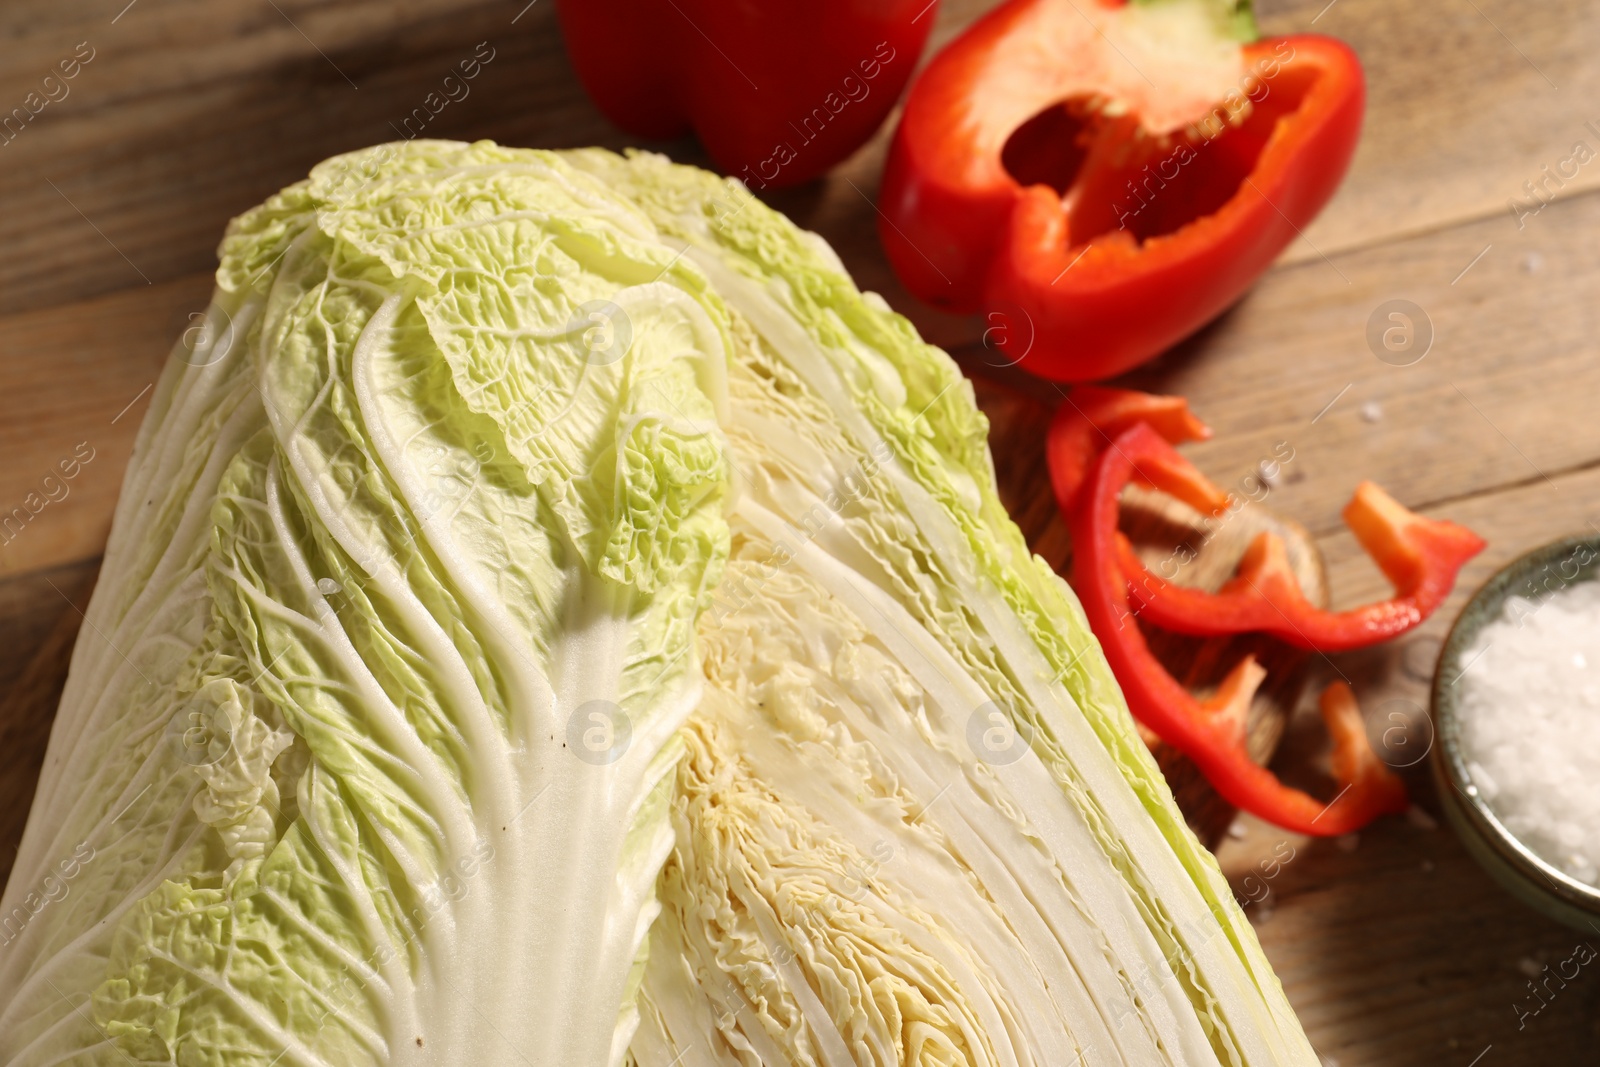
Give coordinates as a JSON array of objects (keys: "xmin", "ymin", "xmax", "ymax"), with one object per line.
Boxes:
[
  {"xmin": 0, "ymin": 141, "xmax": 1316, "ymax": 1067},
  {"xmin": 575, "ymin": 150, "xmax": 1315, "ymax": 1067}
]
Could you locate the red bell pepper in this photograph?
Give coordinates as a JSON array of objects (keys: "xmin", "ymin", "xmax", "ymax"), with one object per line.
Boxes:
[
  {"xmin": 1115, "ymin": 483, "xmax": 1486, "ymax": 651},
  {"xmin": 1070, "ymin": 422, "xmax": 1407, "ymax": 834},
  {"xmin": 879, "ymin": 0, "xmax": 1364, "ymax": 380},
  {"xmin": 555, "ymin": 0, "xmax": 937, "ymax": 190}
]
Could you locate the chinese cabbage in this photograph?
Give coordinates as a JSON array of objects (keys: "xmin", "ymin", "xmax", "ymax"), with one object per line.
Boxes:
[{"xmin": 0, "ymin": 141, "xmax": 1318, "ymax": 1067}]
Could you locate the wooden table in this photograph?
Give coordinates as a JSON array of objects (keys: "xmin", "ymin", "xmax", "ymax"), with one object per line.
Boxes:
[{"xmin": 2, "ymin": 0, "xmax": 1597, "ymax": 1062}]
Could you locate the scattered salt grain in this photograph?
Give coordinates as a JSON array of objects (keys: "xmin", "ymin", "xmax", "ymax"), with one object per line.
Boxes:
[
  {"xmin": 1457, "ymin": 578, "xmax": 1600, "ymax": 886},
  {"xmin": 1521, "ymin": 251, "xmax": 1544, "ymax": 274},
  {"xmin": 1421, "ymin": 859, "xmax": 1436, "ymax": 873},
  {"xmin": 1360, "ymin": 401, "xmax": 1383, "ymax": 423},
  {"xmin": 1335, "ymin": 833, "xmax": 1360, "ymax": 853},
  {"xmin": 1227, "ymin": 818, "xmax": 1249, "ymax": 840},
  {"xmin": 1518, "ymin": 956, "xmax": 1543, "ymax": 979}
]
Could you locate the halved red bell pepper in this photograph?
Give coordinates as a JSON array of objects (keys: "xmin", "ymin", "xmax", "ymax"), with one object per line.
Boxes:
[
  {"xmin": 1115, "ymin": 483, "xmax": 1487, "ymax": 651},
  {"xmin": 879, "ymin": 0, "xmax": 1364, "ymax": 380},
  {"xmin": 1070, "ymin": 422, "xmax": 1406, "ymax": 834},
  {"xmin": 556, "ymin": 0, "xmax": 937, "ymax": 189}
]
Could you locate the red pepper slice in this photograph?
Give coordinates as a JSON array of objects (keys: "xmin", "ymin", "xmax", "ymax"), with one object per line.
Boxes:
[
  {"xmin": 1048, "ymin": 385, "xmax": 1485, "ymax": 651},
  {"xmin": 1115, "ymin": 483, "xmax": 1486, "ymax": 651},
  {"xmin": 879, "ymin": 0, "xmax": 1364, "ymax": 380},
  {"xmin": 555, "ymin": 0, "xmax": 937, "ymax": 189},
  {"xmin": 1069, "ymin": 421, "xmax": 1406, "ymax": 835},
  {"xmin": 1047, "ymin": 385, "xmax": 1216, "ymax": 514}
]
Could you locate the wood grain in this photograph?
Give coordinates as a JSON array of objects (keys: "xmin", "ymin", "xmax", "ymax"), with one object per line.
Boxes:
[
  {"xmin": 1218, "ymin": 807, "xmax": 1600, "ymax": 1067},
  {"xmin": 0, "ymin": 0, "xmax": 673, "ymax": 317},
  {"xmin": 1260, "ymin": 0, "xmax": 1600, "ymax": 266},
  {"xmin": 0, "ymin": 559, "xmax": 96, "ymax": 889},
  {"xmin": 0, "ymin": 273, "xmax": 208, "ymax": 578}
]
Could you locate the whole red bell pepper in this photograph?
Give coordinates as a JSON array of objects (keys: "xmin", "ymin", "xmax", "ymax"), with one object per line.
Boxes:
[
  {"xmin": 555, "ymin": 0, "xmax": 938, "ymax": 190},
  {"xmin": 1069, "ymin": 422, "xmax": 1407, "ymax": 835},
  {"xmin": 879, "ymin": 0, "xmax": 1364, "ymax": 380}
]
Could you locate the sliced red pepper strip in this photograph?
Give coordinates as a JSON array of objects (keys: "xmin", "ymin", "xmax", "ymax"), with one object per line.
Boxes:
[
  {"xmin": 879, "ymin": 0, "xmax": 1364, "ymax": 380},
  {"xmin": 1319, "ymin": 680, "xmax": 1407, "ymax": 822},
  {"xmin": 1069, "ymin": 422, "xmax": 1407, "ymax": 834},
  {"xmin": 1047, "ymin": 385, "xmax": 1214, "ymax": 513},
  {"xmin": 1115, "ymin": 481, "xmax": 1486, "ymax": 651}
]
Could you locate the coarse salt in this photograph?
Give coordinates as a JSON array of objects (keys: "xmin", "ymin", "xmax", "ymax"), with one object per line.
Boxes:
[{"xmin": 1458, "ymin": 579, "xmax": 1600, "ymax": 885}]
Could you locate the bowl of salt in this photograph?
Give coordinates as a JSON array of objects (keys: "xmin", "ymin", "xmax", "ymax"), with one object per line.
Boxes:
[{"xmin": 1432, "ymin": 533, "xmax": 1600, "ymax": 933}]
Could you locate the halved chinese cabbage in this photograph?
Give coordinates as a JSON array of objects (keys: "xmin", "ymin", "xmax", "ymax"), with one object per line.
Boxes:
[{"xmin": 0, "ymin": 141, "xmax": 1316, "ymax": 1067}]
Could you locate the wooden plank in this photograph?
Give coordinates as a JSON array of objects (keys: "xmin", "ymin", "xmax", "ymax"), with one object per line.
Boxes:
[
  {"xmin": 1262, "ymin": 0, "xmax": 1600, "ymax": 266},
  {"xmin": 0, "ymin": 0, "xmax": 651, "ymax": 317},
  {"xmin": 0, "ymin": 559, "xmax": 97, "ymax": 701},
  {"xmin": 0, "ymin": 0, "xmax": 1003, "ymax": 321},
  {"xmin": 0, "ymin": 273, "xmax": 209, "ymax": 578},
  {"xmin": 1219, "ymin": 807, "xmax": 1595, "ymax": 1067},
  {"xmin": 0, "ymin": 559, "xmax": 96, "ymax": 889}
]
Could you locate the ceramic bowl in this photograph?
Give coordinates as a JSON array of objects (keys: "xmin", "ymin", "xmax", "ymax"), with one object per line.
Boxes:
[{"xmin": 1431, "ymin": 534, "xmax": 1600, "ymax": 933}]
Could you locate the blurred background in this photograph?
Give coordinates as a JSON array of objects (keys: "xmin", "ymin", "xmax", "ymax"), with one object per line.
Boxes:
[{"xmin": 1, "ymin": 0, "xmax": 1598, "ymax": 1062}]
